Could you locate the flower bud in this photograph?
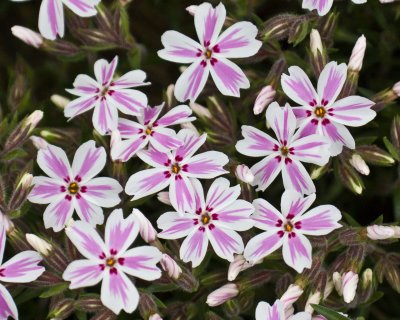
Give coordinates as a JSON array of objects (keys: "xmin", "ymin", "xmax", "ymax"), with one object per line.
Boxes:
[
  {"xmin": 17, "ymin": 173, "xmax": 33, "ymax": 190},
  {"xmin": 48, "ymin": 298, "xmax": 74, "ymax": 319},
  {"xmin": 30, "ymin": 135, "xmax": 48, "ymax": 150},
  {"xmin": 131, "ymin": 209, "xmax": 157, "ymax": 243},
  {"xmin": 338, "ymin": 162, "xmax": 364, "ymax": 194},
  {"xmin": 25, "ymin": 110, "xmax": 44, "ymax": 132},
  {"xmin": 186, "ymin": 5, "xmax": 198, "ymax": 16},
  {"xmin": 149, "ymin": 314, "xmax": 163, "ymax": 320},
  {"xmin": 11, "ymin": 26, "xmax": 43, "ymax": 48},
  {"xmin": 139, "ymin": 293, "xmax": 158, "ymax": 320},
  {"xmin": 304, "ymin": 291, "xmax": 321, "ymax": 314},
  {"xmin": 157, "ymin": 192, "xmax": 171, "ymax": 206},
  {"xmin": 348, "ymin": 35, "xmax": 366, "ymax": 72},
  {"xmin": 0, "ymin": 211, "xmax": 14, "ymax": 232},
  {"xmin": 280, "ymin": 284, "xmax": 304, "ymax": 308},
  {"xmin": 391, "ymin": 226, "xmax": 400, "ymax": 238},
  {"xmin": 262, "ymin": 15, "xmax": 298, "ymax": 42},
  {"xmin": 349, "ymin": 154, "xmax": 370, "ymax": 176},
  {"xmin": 342, "ymin": 271, "xmax": 359, "ymax": 303},
  {"xmin": 361, "ymin": 268, "xmax": 373, "ymax": 289},
  {"xmin": 310, "ymin": 29, "xmax": 323, "ymax": 57},
  {"xmin": 393, "ymin": 81, "xmax": 400, "ymax": 97},
  {"xmin": 228, "ymin": 255, "xmax": 250, "ymax": 281},
  {"xmin": 206, "ymin": 284, "xmax": 239, "ymax": 307},
  {"xmin": 367, "ymin": 225, "xmax": 395, "ymax": 240},
  {"xmin": 332, "ymin": 271, "xmax": 343, "ymax": 295},
  {"xmin": 253, "ymin": 86, "xmax": 276, "ymax": 115},
  {"xmin": 235, "ymin": 165, "xmax": 254, "ymax": 184},
  {"xmin": 75, "ymin": 294, "xmax": 103, "ymax": 312},
  {"xmin": 180, "ymin": 122, "xmax": 200, "ymax": 136},
  {"xmin": 160, "ymin": 254, "xmax": 182, "ymax": 280},
  {"xmin": 26, "ymin": 234, "xmax": 53, "ymax": 256},
  {"xmin": 323, "ymin": 280, "xmax": 334, "ymax": 300},
  {"xmin": 356, "ymin": 145, "xmax": 395, "ymax": 166},
  {"xmin": 190, "ymin": 102, "xmax": 211, "ymax": 119},
  {"xmin": 51, "ymin": 94, "xmax": 70, "ymax": 109}
]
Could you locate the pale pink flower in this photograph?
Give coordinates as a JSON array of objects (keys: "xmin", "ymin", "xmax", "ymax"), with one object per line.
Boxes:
[
  {"xmin": 63, "ymin": 209, "xmax": 162, "ymax": 315},
  {"xmin": 65, "ymin": 56, "xmax": 150, "ymax": 135},
  {"xmin": 235, "ymin": 164, "xmax": 254, "ymax": 184},
  {"xmin": 11, "ymin": 26, "xmax": 43, "ymax": 48},
  {"xmin": 244, "ymin": 190, "xmax": 341, "ymax": 273},
  {"xmin": 158, "ymin": 2, "xmax": 262, "ymax": 102},
  {"xmin": 125, "ymin": 129, "xmax": 228, "ymax": 214},
  {"xmin": 206, "ymin": 283, "xmax": 239, "ymax": 307},
  {"xmin": 0, "ymin": 223, "xmax": 45, "ymax": 320},
  {"xmin": 348, "ymin": 35, "xmax": 367, "ymax": 72},
  {"xmin": 254, "ymin": 85, "xmax": 276, "ymax": 115},
  {"xmin": 28, "ymin": 140, "xmax": 123, "ymax": 232},
  {"xmin": 236, "ymin": 103, "xmax": 330, "ymax": 195},
  {"xmin": 160, "ymin": 254, "xmax": 182, "ymax": 279},
  {"xmin": 255, "ymin": 299, "xmax": 311, "ymax": 320},
  {"xmin": 157, "ymin": 178, "xmax": 254, "ymax": 267},
  {"xmin": 111, "ymin": 103, "xmax": 195, "ymax": 161},
  {"xmin": 302, "ymin": 0, "xmax": 367, "ymax": 16},
  {"xmin": 131, "ymin": 209, "xmax": 158, "ymax": 243},
  {"xmin": 281, "ymin": 61, "xmax": 376, "ymax": 156}
]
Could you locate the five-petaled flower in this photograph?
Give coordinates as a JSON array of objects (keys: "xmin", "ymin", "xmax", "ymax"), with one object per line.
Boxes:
[
  {"xmin": 65, "ymin": 56, "xmax": 150, "ymax": 135},
  {"xmin": 255, "ymin": 299, "xmax": 311, "ymax": 320},
  {"xmin": 157, "ymin": 178, "xmax": 254, "ymax": 267},
  {"xmin": 125, "ymin": 129, "xmax": 229, "ymax": 214},
  {"xmin": 28, "ymin": 140, "xmax": 123, "ymax": 232},
  {"xmin": 111, "ymin": 103, "xmax": 195, "ymax": 162},
  {"xmin": 158, "ymin": 2, "xmax": 262, "ymax": 102},
  {"xmin": 302, "ymin": 0, "xmax": 366, "ymax": 16},
  {"xmin": 236, "ymin": 102, "xmax": 330, "ymax": 195},
  {"xmin": 63, "ymin": 209, "xmax": 162, "ymax": 315},
  {"xmin": 0, "ymin": 223, "xmax": 45, "ymax": 320},
  {"xmin": 244, "ymin": 190, "xmax": 342, "ymax": 273},
  {"xmin": 281, "ymin": 61, "xmax": 376, "ymax": 156}
]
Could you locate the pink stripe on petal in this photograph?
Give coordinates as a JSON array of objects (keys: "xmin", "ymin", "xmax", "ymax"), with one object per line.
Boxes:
[
  {"xmin": 64, "ymin": 95, "xmax": 99, "ymax": 119},
  {"xmin": 0, "ymin": 284, "xmax": 17, "ymax": 320},
  {"xmin": 110, "ymin": 89, "xmax": 147, "ymax": 116},
  {"xmin": 296, "ymin": 205, "xmax": 341, "ymax": 235},
  {"xmin": 74, "ymin": 196, "xmax": 103, "ymax": 226},
  {"xmin": 174, "ymin": 131, "xmax": 206, "ymax": 161},
  {"xmin": 38, "ymin": 145, "xmax": 71, "ymax": 181},
  {"xmin": 236, "ymin": 125, "xmax": 278, "ymax": 157},
  {"xmin": 244, "ymin": 231, "xmax": 284, "ymax": 263},
  {"xmin": 125, "ymin": 168, "xmax": 171, "ymax": 200},
  {"xmin": 252, "ymin": 198, "xmax": 283, "ymax": 230},
  {"xmin": 180, "ymin": 228, "xmax": 208, "ymax": 268},
  {"xmin": 93, "ymin": 97, "xmax": 118, "ymax": 135},
  {"xmin": 151, "ymin": 129, "xmax": 183, "ymax": 151},
  {"xmin": 29, "ymin": 177, "xmax": 63, "ymax": 204},
  {"xmin": 63, "ymin": 260, "xmax": 104, "ymax": 289},
  {"xmin": 137, "ymin": 148, "xmax": 171, "ymax": 168},
  {"xmin": 120, "ymin": 247, "xmax": 162, "ymax": 281},
  {"xmin": 72, "ymin": 140, "xmax": 106, "ymax": 181},
  {"xmin": 157, "ymin": 105, "xmax": 194, "ymax": 127},
  {"xmin": 317, "ymin": 62, "xmax": 347, "ymax": 105},
  {"xmin": 251, "ymin": 154, "xmax": 282, "ymax": 192},
  {"xmin": 195, "ymin": 3, "xmax": 226, "ymax": 45},
  {"xmin": 207, "ymin": 227, "xmax": 243, "ymax": 261},
  {"xmin": 282, "ymin": 159, "xmax": 315, "ymax": 195},
  {"xmin": 169, "ymin": 174, "xmax": 195, "ymax": 213},
  {"xmin": 43, "ymin": 196, "xmax": 74, "ymax": 232},
  {"xmin": 0, "ymin": 225, "xmax": 5, "ymax": 265},
  {"xmin": 0, "ymin": 251, "xmax": 44, "ymax": 283},
  {"xmin": 185, "ymin": 151, "xmax": 228, "ymax": 179},
  {"xmin": 112, "ymin": 136, "xmax": 147, "ymax": 162},
  {"xmin": 282, "ymin": 233, "xmax": 312, "ymax": 273},
  {"xmin": 62, "ymin": 0, "xmax": 98, "ymax": 17},
  {"xmin": 157, "ymin": 212, "xmax": 195, "ymax": 239}
]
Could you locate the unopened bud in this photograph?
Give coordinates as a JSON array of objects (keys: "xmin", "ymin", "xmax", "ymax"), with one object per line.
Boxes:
[
  {"xmin": 30, "ymin": 135, "xmax": 48, "ymax": 150},
  {"xmin": 51, "ymin": 94, "xmax": 70, "ymax": 109},
  {"xmin": 131, "ymin": 209, "xmax": 157, "ymax": 243},
  {"xmin": 310, "ymin": 29, "xmax": 323, "ymax": 57},
  {"xmin": 391, "ymin": 226, "xmax": 400, "ymax": 238},
  {"xmin": 160, "ymin": 254, "xmax": 182, "ymax": 280},
  {"xmin": 228, "ymin": 255, "xmax": 251, "ymax": 281},
  {"xmin": 323, "ymin": 281, "xmax": 334, "ymax": 300},
  {"xmin": 280, "ymin": 284, "xmax": 304, "ymax": 308},
  {"xmin": 75, "ymin": 294, "xmax": 103, "ymax": 312},
  {"xmin": 349, "ymin": 154, "xmax": 370, "ymax": 175},
  {"xmin": 49, "ymin": 298, "xmax": 74, "ymax": 319},
  {"xmin": 342, "ymin": 271, "xmax": 359, "ymax": 303},
  {"xmin": 367, "ymin": 225, "xmax": 395, "ymax": 240},
  {"xmin": 157, "ymin": 192, "xmax": 171, "ymax": 206},
  {"xmin": 361, "ymin": 268, "xmax": 373, "ymax": 288},
  {"xmin": 180, "ymin": 122, "xmax": 200, "ymax": 136},
  {"xmin": 235, "ymin": 165, "xmax": 254, "ymax": 184},
  {"xmin": 138, "ymin": 293, "xmax": 158, "ymax": 320},
  {"xmin": 25, "ymin": 110, "xmax": 43, "ymax": 132},
  {"xmin": 356, "ymin": 145, "xmax": 395, "ymax": 166},
  {"xmin": 186, "ymin": 5, "xmax": 198, "ymax": 16},
  {"xmin": 26, "ymin": 234, "xmax": 53, "ymax": 256},
  {"xmin": 262, "ymin": 15, "xmax": 298, "ymax": 42},
  {"xmin": 11, "ymin": 26, "xmax": 43, "ymax": 48},
  {"xmin": 348, "ymin": 35, "xmax": 366, "ymax": 72},
  {"xmin": 149, "ymin": 314, "xmax": 163, "ymax": 320},
  {"xmin": 190, "ymin": 102, "xmax": 211, "ymax": 119},
  {"xmin": 17, "ymin": 173, "xmax": 33, "ymax": 190},
  {"xmin": 253, "ymin": 85, "xmax": 276, "ymax": 115},
  {"xmin": 304, "ymin": 291, "xmax": 321, "ymax": 314},
  {"xmin": 206, "ymin": 283, "xmax": 239, "ymax": 307},
  {"xmin": 393, "ymin": 81, "xmax": 400, "ymax": 97},
  {"xmin": 338, "ymin": 162, "xmax": 364, "ymax": 194}
]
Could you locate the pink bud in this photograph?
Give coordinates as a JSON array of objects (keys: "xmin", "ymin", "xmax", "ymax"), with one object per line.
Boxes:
[
  {"xmin": 157, "ymin": 192, "xmax": 171, "ymax": 206},
  {"xmin": 253, "ymin": 86, "xmax": 276, "ymax": 115},
  {"xmin": 149, "ymin": 313, "xmax": 163, "ymax": 320},
  {"xmin": 17, "ymin": 173, "xmax": 33, "ymax": 190},
  {"xmin": 228, "ymin": 254, "xmax": 251, "ymax": 281},
  {"xmin": 206, "ymin": 283, "xmax": 239, "ymax": 307},
  {"xmin": 30, "ymin": 135, "xmax": 48, "ymax": 150},
  {"xmin": 186, "ymin": 5, "xmax": 198, "ymax": 15},
  {"xmin": 235, "ymin": 165, "xmax": 254, "ymax": 184},
  {"xmin": 393, "ymin": 81, "xmax": 400, "ymax": 97},
  {"xmin": 349, "ymin": 154, "xmax": 370, "ymax": 175},
  {"xmin": 160, "ymin": 254, "xmax": 182, "ymax": 279},
  {"xmin": 342, "ymin": 271, "xmax": 359, "ymax": 303},
  {"xmin": 280, "ymin": 284, "xmax": 304, "ymax": 308},
  {"xmin": 304, "ymin": 291, "xmax": 321, "ymax": 314},
  {"xmin": 11, "ymin": 26, "xmax": 43, "ymax": 48},
  {"xmin": 25, "ymin": 110, "xmax": 43, "ymax": 131},
  {"xmin": 348, "ymin": 35, "xmax": 366, "ymax": 72},
  {"xmin": 367, "ymin": 225, "xmax": 395, "ymax": 240},
  {"xmin": 131, "ymin": 209, "xmax": 157, "ymax": 243}
]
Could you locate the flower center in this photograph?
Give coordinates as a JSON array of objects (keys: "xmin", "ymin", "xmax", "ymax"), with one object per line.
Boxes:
[
  {"xmin": 106, "ymin": 258, "xmax": 116, "ymax": 267},
  {"xmin": 284, "ymin": 221, "xmax": 294, "ymax": 232},
  {"xmin": 280, "ymin": 146, "xmax": 289, "ymax": 156},
  {"xmin": 314, "ymin": 106, "xmax": 326, "ymax": 118},
  {"xmin": 205, "ymin": 49, "xmax": 213, "ymax": 59},
  {"xmin": 68, "ymin": 182, "xmax": 79, "ymax": 195},
  {"xmin": 201, "ymin": 213, "xmax": 211, "ymax": 225},
  {"xmin": 145, "ymin": 127, "xmax": 152, "ymax": 135},
  {"xmin": 100, "ymin": 86, "xmax": 109, "ymax": 96},
  {"xmin": 171, "ymin": 163, "xmax": 180, "ymax": 174}
]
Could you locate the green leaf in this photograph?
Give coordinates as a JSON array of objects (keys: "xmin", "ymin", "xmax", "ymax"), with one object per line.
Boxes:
[
  {"xmin": 343, "ymin": 211, "xmax": 361, "ymax": 227},
  {"xmin": 39, "ymin": 282, "xmax": 69, "ymax": 298},
  {"xmin": 311, "ymin": 304, "xmax": 350, "ymax": 320},
  {"xmin": 383, "ymin": 136, "xmax": 400, "ymax": 161}
]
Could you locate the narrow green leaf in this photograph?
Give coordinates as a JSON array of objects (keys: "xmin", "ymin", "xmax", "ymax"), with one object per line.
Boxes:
[{"xmin": 311, "ymin": 304, "xmax": 349, "ymax": 320}]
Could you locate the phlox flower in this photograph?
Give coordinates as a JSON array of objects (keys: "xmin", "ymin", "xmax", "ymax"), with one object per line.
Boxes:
[
  {"xmin": 65, "ymin": 56, "xmax": 150, "ymax": 135},
  {"xmin": 256, "ymin": 299, "xmax": 311, "ymax": 320},
  {"xmin": 157, "ymin": 178, "xmax": 254, "ymax": 267},
  {"xmin": 302, "ymin": 0, "xmax": 366, "ymax": 16},
  {"xmin": 111, "ymin": 103, "xmax": 195, "ymax": 162},
  {"xmin": 281, "ymin": 61, "xmax": 376, "ymax": 156},
  {"xmin": 158, "ymin": 2, "xmax": 262, "ymax": 102},
  {"xmin": 244, "ymin": 190, "xmax": 342, "ymax": 273},
  {"xmin": 125, "ymin": 129, "xmax": 229, "ymax": 213},
  {"xmin": 28, "ymin": 140, "xmax": 123, "ymax": 232},
  {"xmin": 236, "ymin": 102, "xmax": 330, "ymax": 195},
  {"xmin": 0, "ymin": 223, "xmax": 45, "ymax": 320},
  {"xmin": 63, "ymin": 209, "xmax": 162, "ymax": 314}
]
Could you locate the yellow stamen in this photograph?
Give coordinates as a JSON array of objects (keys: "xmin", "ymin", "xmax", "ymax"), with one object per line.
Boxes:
[
  {"xmin": 281, "ymin": 146, "xmax": 289, "ymax": 156},
  {"xmin": 106, "ymin": 258, "xmax": 116, "ymax": 267},
  {"xmin": 68, "ymin": 182, "xmax": 79, "ymax": 195},
  {"xmin": 314, "ymin": 106, "xmax": 326, "ymax": 118},
  {"xmin": 205, "ymin": 49, "xmax": 212, "ymax": 59},
  {"xmin": 171, "ymin": 164, "xmax": 180, "ymax": 174},
  {"xmin": 145, "ymin": 127, "xmax": 152, "ymax": 135},
  {"xmin": 284, "ymin": 223, "xmax": 293, "ymax": 232},
  {"xmin": 201, "ymin": 213, "xmax": 211, "ymax": 225}
]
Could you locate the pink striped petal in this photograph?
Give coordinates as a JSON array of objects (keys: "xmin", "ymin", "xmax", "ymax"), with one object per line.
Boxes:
[
  {"xmin": 29, "ymin": 176, "xmax": 64, "ymax": 204},
  {"xmin": 195, "ymin": 2, "xmax": 225, "ymax": 46},
  {"xmin": 109, "ymin": 89, "xmax": 148, "ymax": 116},
  {"xmin": 66, "ymin": 221, "xmax": 106, "ymax": 260},
  {"xmin": 63, "ymin": 259, "xmax": 104, "ymax": 289},
  {"xmin": 73, "ymin": 196, "xmax": 103, "ymax": 226},
  {"xmin": 280, "ymin": 190, "xmax": 316, "ymax": 218},
  {"xmin": 117, "ymin": 118, "xmax": 144, "ymax": 138},
  {"xmin": 111, "ymin": 70, "xmax": 150, "ymax": 89},
  {"xmin": 92, "ymin": 97, "xmax": 118, "ymax": 135},
  {"xmin": 157, "ymin": 104, "xmax": 195, "ymax": 127},
  {"xmin": 0, "ymin": 284, "xmax": 17, "ymax": 320},
  {"xmin": 255, "ymin": 300, "xmax": 285, "ymax": 320},
  {"xmin": 0, "ymin": 251, "xmax": 44, "ymax": 283},
  {"xmin": 62, "ymin": 0, "xmax": 98, "ymax": 17},
  {"xmin": 169, "ymin": 174, "xmax": 196, "ymax": 213},
  {"xmin": 101, "ymin": 268, "xmax": 139, "ymax": 315},
  {"xmin": 43, "ymin": 196, "xmax": 74, "ymax": 232},
  {"xmin": 105, "ymin": 209, "xmax": 139, "ymax": 256},
  {"xmin": 296, "ymin": 118, "xmax": 318, "ymax": 139},
  {"xmin": 72, "ymin": 140, "xmax": 106, "ymax": 182},
  {"xmin": 158, "ymin": 31, "xmax": 203, "ymax": 64},
  {"xmin": 317, "ymin": 62, "xmax": 347, "ymax": 105},
  {"xmin": 142, "ymin": 104, "xmax": 163, "ymax": 125},
  {"xmin": 37, "ymin": 144, "xmax": 71, "ymax": 181},
  {"xmin": 137, "ymin": 148, "xmax": 171, "ymax": 168},
  {"xmin": 282, "ymin": 233, "xmax": 312, "ymax": 273},
  {"xmin": 320, "ymin": 120, "xmax": 355, "ymax": 156},
  {"xmin": 282, "ymin": 159, "xmax": 315, "ymax": 195},
  {"xmin": 266, "ymin": 103, "xmax": 296, "ymax": 144},
  {"xmin": 0, "ymin": 225, "xmax": 5, "ymax": 265},
  {"xmin": 207, "ymin": 227, "xmax": 244, "ymax": 262},
  {"xmin": 252, "ymin": 198, "xmax": 284, "ymax": 231},
  {"xmin": 236, "ymin": 125, "xmax": 279, "ymax": 157},
  {"xmin": 174, "ymin": 59, "xmax": 210, "ymax": 102},
  {"xmin": 184, "ymin": 151, "xmax": 229, "ymax": 179},
  {"xmin": 290, "ymin": 134, "xmax": 330, "ymax": 166},
  {"xmin": 94, "ymin": 56, "xmax": 118, "ymax": 87},
  {"xmin": 191, "ymin": 178, "xmax": 206, "ymax": 213},
  {"xmin": 295, "ymin": 205, "xmax": 342, "ymax": 235},
  {"xmin": 38, "ymin": 0, "xmax": 64, "ymax": 40},
  {"xmin": 329, "ymin": 96, "xmax": 376, "ymax": 127},
  {"xmin": 174, "ymin": 130, "xmax": 206, "ymax": 160},
  {"xmin": 281, "ymin": 66, "xmax": 318, "ymax": 106},
  {"xmin": 83, "ymin": 177, "xmax": 122, "ymax": 208},
  {"xmin": 302, "ymin": 0, "xmax": 334, "ymax": 16},
  {"xmin": 157, "ymin": 212, "xmax": 196, "ymax": 239},
  {"xmin": 111, "ymin": 136, "xmax": 148, "ymax": 162},
  {"xmin": 209, "ymin": 57, "xmax": 250, "ymax": 97},
  {"xmin": 67, "ymin": 74, "xmax": 99, "ymax": 97},
  {"xmin": 125, "ymin": 168, "xmax": 171, "ymax": 201},
  {"xmin": 215, "ymin": 200, "xmax": 254, "ymax": 231},
  {"xmin": 150, "ymin": 128, "xmax": 183, "ymax": 152},
  {"xmin": 64, "ymin": 95, "xmax": 99, "ymax": 119},
  {"xmin": 120, "ymin": 246, "xmax": 162, "ymax": 280},
  {"xmin": 243, "ymin": 230, "xmax": 284, "ymax": 263},
  {"xmin": 206, "ymin": 178, "xmax": 240, "ymax": 212},
  {"xmin": 215, "ymin": 21, "xmax": 261, "ymax": 58},
  {"xmin": 180, "ymin": 228, "xmax": 208, "ymax": 268},
  {"xmin": 251, "ymin": 154, "xmax": 283, "ymax": 192}
]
